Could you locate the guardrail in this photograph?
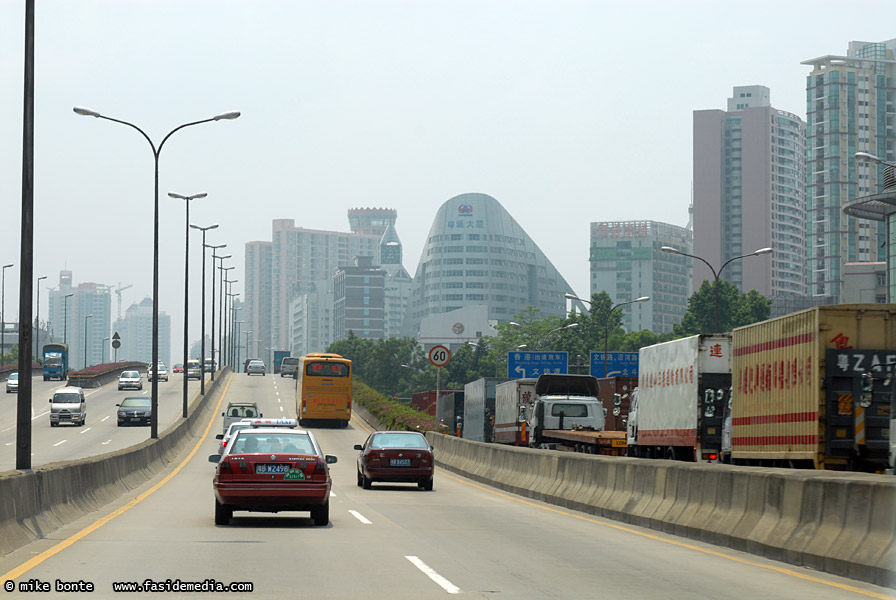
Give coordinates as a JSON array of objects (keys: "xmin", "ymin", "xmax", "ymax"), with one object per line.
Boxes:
[
  {"xmin": 426, "ymin": 433, "xmax": 896, "ymax": 588},
  {"xmin": 0, "ymin": 369, "xmax": 229, "ymax": 558}
]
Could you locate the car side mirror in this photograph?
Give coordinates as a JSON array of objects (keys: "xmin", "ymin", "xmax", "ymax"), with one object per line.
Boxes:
[
  {"xmin": 325, "ymin": 455, "xmax": 337, "ymax": 464},
  {"xmin": 221, "ymin": 411, "xmax": 225, "ymax": 417},
  {"xmin": 215, "ymin": 434, "xmax": 223, "ymax": 440},
  {"xmin": 208, "ymin": 455, "xmax": 221, "ymax": 463},
  {"xmin": 353, "ymin": 444, "xmax": 363, "ymax": 451},
  {"xmin": 115, "ymin": 404, "xmax": 121, "ymax": 407},
  {"xmin": 260, "ymin": 413, "xmax": 263, "ymax": 418}
]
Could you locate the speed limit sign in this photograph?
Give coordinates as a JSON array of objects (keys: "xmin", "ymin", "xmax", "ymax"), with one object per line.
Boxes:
[{"xmin": 428, "ymin": 345, "xmax": 451, "ymax": 367}]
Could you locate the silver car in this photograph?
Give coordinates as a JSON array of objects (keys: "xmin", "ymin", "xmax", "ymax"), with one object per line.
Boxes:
[
  {"xmin": 246, "ymin": 360, "xmax": 266, "ymax": 376},
  {"xmin": 6, "ymin": 372, "xmax": 18, "ymax": 393},
  {"xmin": 147, "ymin": 363, "xmax": 169, "ymax": 382},
  {"xmin": 118, "ymin": 370, "xmax": 143, "ymax": 391}
]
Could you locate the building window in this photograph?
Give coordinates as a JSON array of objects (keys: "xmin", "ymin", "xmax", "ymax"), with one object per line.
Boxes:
[{"xmin": 876, "ymin": 273, "xmax": 886, "ymax": 287}]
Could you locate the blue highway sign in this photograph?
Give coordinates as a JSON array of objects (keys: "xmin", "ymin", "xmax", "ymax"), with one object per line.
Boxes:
[
  {"xmin": 507, "ymin": 351, "xmax": 568, "ymax": 379},
  {"xmin": 590, "ymin": 352, "xmax": 639, "ymax": 378}
]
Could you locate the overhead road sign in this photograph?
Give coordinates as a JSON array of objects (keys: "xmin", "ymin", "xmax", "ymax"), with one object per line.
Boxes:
[
  {"xmin": 507, "ymin": 351, "xmax": 568, "ymax": 379},
  {"xmin": 590, "ymin": 352, "xmax": 639, "ymax": 378}
]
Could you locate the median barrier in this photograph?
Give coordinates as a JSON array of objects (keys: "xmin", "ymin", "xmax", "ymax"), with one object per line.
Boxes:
[
  {"xmin": 427, "ymin": 433, "xmax": 896, "ymax": 588},
  {"xmin": 0, "ymin": 369, "xmax": 230, "ymax": 558}
]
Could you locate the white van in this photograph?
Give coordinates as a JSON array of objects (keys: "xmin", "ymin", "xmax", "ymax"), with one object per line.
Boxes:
[
  {"xmin": 280, "ymin": 356, "xmax": 300, "ymax": 378},
  {"xmin": 49, "ymin": 386, "xmax": 86, "ymax": 427}
]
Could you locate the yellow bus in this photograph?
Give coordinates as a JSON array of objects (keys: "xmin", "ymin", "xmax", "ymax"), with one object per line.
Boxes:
[{"xmin": 295, "ymin": 353, "xmax": 353, "ymax": 427}]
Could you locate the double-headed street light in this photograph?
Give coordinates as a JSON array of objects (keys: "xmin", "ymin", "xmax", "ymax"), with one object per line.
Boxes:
[
  {"xmin": 565, "ymin": 293, "xmax": 650, "ymax": 377},
  {"xmin": 172, "ymin": 192, "xmax": 209, "ymax": 412},
  {"xmin": 189, "ymin": 223, "xmax": 219, "ymax": 401},
  {"xmin": 63, "ymin": 292, "xmax": 74, "ymax": 345},
  {"xmin": 206, "ymin": 247, "xmax": 228, "ymax": 381},
  {"xmin": 1, "ymin": 263, "xmax": 14, "ymax": 368},
  {"xmin": 534, "ymin": 322, "xmax": 579, "ymax": 351},
  {"xmin": 83, "ymin": 314, "xmax": 93, "ymax": 369},
  {"xmin": 661, "ymin": 246, "xmax": 772, "ymax": 333},
  {"xmin": 74, "ymin": 106, "xmax": 239, "ymax": 439}
]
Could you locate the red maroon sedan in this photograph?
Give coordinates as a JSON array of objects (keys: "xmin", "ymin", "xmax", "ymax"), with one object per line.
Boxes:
[
  {"xmin": 209, "ymin": 428, "xmax": 336, "ymax": 525},
  {"xmin": 354, "ymin": 431, "xmax": 434, "ymax": 490}
]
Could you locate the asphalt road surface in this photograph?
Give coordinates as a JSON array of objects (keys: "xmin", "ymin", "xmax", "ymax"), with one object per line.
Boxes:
[{"xmin": 0, "ymin": 373, "xmax": 893, "ymax": 599}]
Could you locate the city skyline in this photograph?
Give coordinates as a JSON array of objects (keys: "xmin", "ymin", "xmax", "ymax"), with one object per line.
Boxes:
[{"xmin": 1, "ymin": 3, "xmax": 894, "ymax": 361}]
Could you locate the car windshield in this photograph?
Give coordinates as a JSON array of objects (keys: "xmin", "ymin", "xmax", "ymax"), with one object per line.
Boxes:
[
  {"xmin": 230, "ymin": 432, "xmax": 315, "ymax": 455},
  {"xmin": 121, "ymin": 398, "xmax": 151, "ymax": 408},
  {"xmin": 9, "ymin": 373, "xmax": 17, "ymax": 381},
  {"xmin": 53, "ymin": 393, "xmax": 80, "ymax": 403},
  {"xmin": 370, "ymin": 433, "xmax": 429, "ymax": 449},
  {"xmin": 121, "ymin": 371, "xmax": 138, "ymax": 378}
]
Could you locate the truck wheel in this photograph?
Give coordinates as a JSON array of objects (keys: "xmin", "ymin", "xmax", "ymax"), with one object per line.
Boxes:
[{"xmin": 665, "ymin": 447, "xmax": 677, "ymax": 461}]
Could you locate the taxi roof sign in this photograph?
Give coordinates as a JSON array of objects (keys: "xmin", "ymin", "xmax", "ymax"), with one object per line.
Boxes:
[{"xmin": 246, "ymin": 418, "xmax": 297, "ymax": 428}]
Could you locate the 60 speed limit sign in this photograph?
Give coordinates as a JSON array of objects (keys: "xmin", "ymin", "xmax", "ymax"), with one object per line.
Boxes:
[{"xmin": 428, "ymin": 345, "xmax": 451, "ymax": 367}]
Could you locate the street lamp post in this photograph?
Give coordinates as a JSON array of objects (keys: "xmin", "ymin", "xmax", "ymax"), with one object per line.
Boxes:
[
  {"xmin": 1, "ymin": 263, "xmax": 13, "ymax": 368},
  {"xmin": 63, "ymin": 292, "xmax": 74, "ymax": 345},
  {"xmin": 74, "ymin": 106, "xmax": 239, "ymax": 439},
  {"xmin": 207, "ymin": 248, "xmax": 228, "ymax": 381},
  {"xmin": 220, "ymin": 267, "xmax": 235, "ymax": 366},
  {"xmin": 564, "ymin": 293, "xmax": 650, "ymax": 377},
  {"xmin": 35, "ymin": 275, "xmax": 46, "ymax": 360},
  {"xmin": 243, "ymin": 330, "xmax": 253, "ymax": 370},
  {"xmin": 102, "ymin": 336, "xmax": 110, "ymax": 364},
  {"xmin": 83, "ymin": 314, "xmax": 93, "ymax": 369},
  {"xmin": 190, "ymin": 223, "xmax": 219, "ymax": 399},
  {"xmin": 225, "ymin": 281, "xmax": 238, "ymax": 367},
  {"xmin": 661, "ymin": 246, "xmax": 772, "ymax": 333},
  {"xmin": 171, "ymin": 193, "xmax": 208, "ymax": 413}
]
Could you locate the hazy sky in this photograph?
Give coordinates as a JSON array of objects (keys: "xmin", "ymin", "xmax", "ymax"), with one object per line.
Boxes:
[{"xmin": 1, "ymin": 1, "xmax": 894, "ymax": 358}]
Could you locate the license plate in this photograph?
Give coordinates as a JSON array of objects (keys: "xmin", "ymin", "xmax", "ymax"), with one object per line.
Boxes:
[
  {"xmin": 256, "ymin": 463, "xmax": 291, "ymax": 474},
  {"xmin": 390, "ymin": 458, "xmax": 411, "ymax": 466},
  {"xmin": 130, "ymin": 417, "xmax": 141, "ymax": 422},
  {"xmin": 611, "ymin": 439, "xmax": 627, "ymax": 447}
]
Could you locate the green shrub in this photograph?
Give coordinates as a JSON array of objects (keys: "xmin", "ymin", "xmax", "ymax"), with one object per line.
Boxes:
[{"xmin": 353, "ymin": 380, "xmax": 437, "ymax": 432}]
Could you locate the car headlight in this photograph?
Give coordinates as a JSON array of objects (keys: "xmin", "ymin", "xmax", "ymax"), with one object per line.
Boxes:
[{"xmin": 118, "ymin": 410, "xmax": 125, "ymax": 417}]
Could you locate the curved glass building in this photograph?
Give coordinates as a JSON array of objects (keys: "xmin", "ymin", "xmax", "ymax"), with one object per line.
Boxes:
[{"xmin": 401, "ymin": 193, "xmax": 575, "ymax": 337}]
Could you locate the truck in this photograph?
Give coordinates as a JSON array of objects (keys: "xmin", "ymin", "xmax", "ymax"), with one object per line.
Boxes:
[
  {"xmin": 522, "ymin": 373, "xmax": 624, "ymax": 454},
  {"xmin": 627, "ymin": 334, "xmax": 731, "ymax": 462},
  {"xmin": 273, "ymin": 350, "xmax": 290, "ymax": 374},
  {"xmin": 462, "ymin": 377, "xmax": 508, "ymax": 442},
  {"xmin": 42, "ymin": 343, "xmax": 68, "ymax": 381},
  {"xmin": 494, "ymin": 378, "xmax": 537, "ymax": 445},
  {"xmin": 728, "ymin": 304, "xmax": 895, "ymax": 471},
  {"xmin": 411, "ymin": 389, "xmax": 462, "ymax": 416},
  {"xmin": 436, "ymin": 391, "xmax": 464, "ymax": 436}
]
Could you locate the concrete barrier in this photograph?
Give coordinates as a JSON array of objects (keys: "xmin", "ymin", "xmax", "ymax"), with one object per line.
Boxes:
[
  {"xmin": 427, "ymin": 433, "xmax": 896, "ymax": 588},
  {"xmin": 0, "ymin": 370, "xmax": 229, "ymax": 558}
]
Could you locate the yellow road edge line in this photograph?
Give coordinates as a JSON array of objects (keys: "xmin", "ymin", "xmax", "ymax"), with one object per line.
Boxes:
[
  {"xmin": 439, "ymin": 470, "xmax": 896, "ymax": 600},
  {"xmin": 2, "ymin": 373, "xmax": 234, "ymax": 582}
]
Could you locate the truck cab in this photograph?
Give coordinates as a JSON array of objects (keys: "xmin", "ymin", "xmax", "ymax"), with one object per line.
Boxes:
[{"xmin": 527, "ymin": 374, "xmax": 605, "ymax": 447}]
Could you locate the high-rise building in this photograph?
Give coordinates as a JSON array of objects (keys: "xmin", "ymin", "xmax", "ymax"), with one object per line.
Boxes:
[
  {"xmin": 289, "ymin": 280, "xmax": 334, "ymax": 357},
  {"xmin": 254, "ymin": 219, "xmax": 382, "ymax": 354},
  {"xmin": 334, "ymin": 256, "xmax": 386, "ymax": 341},
  {"xmin": 244, "ymin": 241, "xmax": 272, "ymax": 364},
  {"xmin": 112, "ymin": 297, "xmax": 171, "ymax": 366},
  {"xmin": 47, "ymin": 271, "xmax": 112, "ymax": 370},
  {"xmin": 802, "ymin": 40, "xmax": 896, "ymax": 301},
  {"xmin": 589, "ymin": 221, "xmax": 692, "ymax": 334},
  {"xmin": 693, "ymin": 85, "xmax": 806, "ymax": 298},
  {"xmin": 402, "ymin": 193, "xmax": 575, "ymax": 337},
  {"xmin": 348, "ymin": 207, "xmax": 397, "ymax": 237}
]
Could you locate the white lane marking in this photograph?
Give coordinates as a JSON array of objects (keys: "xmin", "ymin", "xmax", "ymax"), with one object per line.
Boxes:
[
  {"xmin": 330, "ymin": 491, "xmax": 336, "ymax": 497},
  {"xmin": 32, "ymin": 410, "xmax": 49, "ymax": 421},
  {"xmin": 349, "ymin": 510, "xmax": 372, "ymax": 525},
  {"xmin": 101, "ymin": 416, "xmax": 110, "ymax": 422},
  {"xmin": 80, "ymin": 427, "xmax": 92, "ymax": 434},
  {"xmin": 53, "ymin": 440, "xmax": 68, "ymax": 447},
  {"xmin": 279, "ymin": 406, "xmax": 284, "ymax": 412},
  {"xmin": 277, "ymin": 398, "xmax": 281, "ymax": 403},
  {"xmin": 1, "ymin": 426, "xmax": 13, "ymax": 433},
  {"xmin": 4, "ymin": 442, "xmax": 12, "ymax": 446},
  {"xmin": 405, "ymin": 556, "xmax": 460, "ymax": 594},
  {"xmin": 276, "ymin": 391, "xmax": 279, "ymax": 396},
  {"xmin": 101, "ymin": 440, "xmax": 111, "ymax": 445}
]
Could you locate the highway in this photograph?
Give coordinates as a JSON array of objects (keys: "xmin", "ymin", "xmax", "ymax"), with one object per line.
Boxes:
[
  {"xmin": 0, "ymin": 373, "xmax": 203, "ymax": 472},
  {"xmin": 0, "ymin": 373, "xmax": 893, "ymax": 599}
]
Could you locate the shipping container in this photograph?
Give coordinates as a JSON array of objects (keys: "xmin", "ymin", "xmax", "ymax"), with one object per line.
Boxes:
[
  {"xmin": 597, "ymin": 376, "xmax": 637, "ymax": 431},
  {"xmin": 462, "ymin": 377, "xmax": 509, "ymax": 442},
  {"xmin": 436, "ymin": 391, "xmax": 465, "ymax": 436},
  {"xmin": 731, "ymin": 304, "xmax": 896, "ymax": 471},
  {"xmin": 494, "ymin": 379, "xmax": 537, "ymax": 445}
]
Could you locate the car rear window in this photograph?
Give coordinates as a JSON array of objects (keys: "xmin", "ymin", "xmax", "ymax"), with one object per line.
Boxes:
[
  {"xmin": 230, "ymin": 433, "xmax": 314, "ymax": 454},
  {"xmin": 370, "ymin": 433, "xmax": 428, "ymax": 449},
  {"xmin": 122, "ymin": 371, "xmax": 138, "ymax": 378}
]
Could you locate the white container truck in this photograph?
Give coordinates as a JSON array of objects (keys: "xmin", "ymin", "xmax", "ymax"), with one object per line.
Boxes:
[
  {"xmin": 494, "ymin": 378, "xmax": 537, "ymax": 445},
  {"xmin": 627, "ymin": 334, "xmax": 731, "ymax": 462}
]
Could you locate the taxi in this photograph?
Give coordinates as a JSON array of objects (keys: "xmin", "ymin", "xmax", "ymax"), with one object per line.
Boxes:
[{"xmin": 209, "ymin": 426, "xmax": 336, "ymax": 526}]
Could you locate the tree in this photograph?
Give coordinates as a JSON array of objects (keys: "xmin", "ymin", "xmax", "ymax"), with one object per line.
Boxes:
[{"xmin": 674, "ymin": 280, "xmax": 771, "ymax": 336}]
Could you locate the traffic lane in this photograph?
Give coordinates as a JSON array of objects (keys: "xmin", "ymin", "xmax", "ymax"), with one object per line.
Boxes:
[
  {"xmin": 0, "ymin": 375, "xmax": 204, "ymax": 471},
  {"xmin": 2, "ymin": 377, "xmax": 891, "ymax": 600},
  {"xmin": 0, "ymin": 375, "xmax": 65, "ymax": 428}
]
